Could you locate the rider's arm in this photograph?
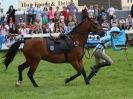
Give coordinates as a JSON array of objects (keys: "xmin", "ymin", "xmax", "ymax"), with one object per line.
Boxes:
[{"xmin": 111, "ymin": 38, "xmax": 121, "ymax": 51}]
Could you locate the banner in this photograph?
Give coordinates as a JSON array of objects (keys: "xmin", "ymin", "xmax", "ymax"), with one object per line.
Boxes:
[{"xmin": 18, "ymin": 0, "xmax": 78, "ymax": 10}]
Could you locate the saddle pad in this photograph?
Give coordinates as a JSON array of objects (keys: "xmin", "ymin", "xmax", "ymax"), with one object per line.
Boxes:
[{"xmin": 46, "ymin": 37, "xmax": 74, "ymax": 53}]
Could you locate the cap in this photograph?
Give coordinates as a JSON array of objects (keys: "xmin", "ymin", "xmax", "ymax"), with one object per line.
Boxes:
[{"xmin": 110, "ymin": 27, "xmax": 121, "ymax": 34}]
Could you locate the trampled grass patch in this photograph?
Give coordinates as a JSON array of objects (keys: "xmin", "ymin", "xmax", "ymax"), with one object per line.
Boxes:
[{"xmin": 0, "ymin": 47, "xmax": 133, "ymax": 99}]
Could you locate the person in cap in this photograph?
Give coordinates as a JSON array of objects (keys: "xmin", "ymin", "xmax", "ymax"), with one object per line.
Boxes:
[{"xmin": 88, "ymin": 26, "xmax": 127, "ymax": 83}]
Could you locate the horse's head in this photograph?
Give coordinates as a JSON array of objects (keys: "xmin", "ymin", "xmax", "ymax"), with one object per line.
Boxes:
[{"xmin": 85, "ymin": 17, "xmax": 104, "ymax": 37}]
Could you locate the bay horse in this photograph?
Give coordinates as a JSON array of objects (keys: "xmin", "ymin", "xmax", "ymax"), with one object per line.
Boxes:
[{"xmin": 3, "ymin": 17, "xmax": 103, "ymax": 87}]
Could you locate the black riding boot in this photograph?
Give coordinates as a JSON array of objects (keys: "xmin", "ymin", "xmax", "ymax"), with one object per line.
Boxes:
[
  {"xmin": 88, "ymin": 62, "xmax": 111, "ymax": 82},
  {"xmin": 88, "ymin": 65, "xmax": 99, "ymax": 82},
  {"xmin": 97, "ymin": 61, "xmax": 111, "ymax": 68}
]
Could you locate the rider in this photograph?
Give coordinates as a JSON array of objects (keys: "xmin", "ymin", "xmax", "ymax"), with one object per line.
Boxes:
[{"xmin": 88, "ymin": 26, "xmax": 127, "ymax": 83}]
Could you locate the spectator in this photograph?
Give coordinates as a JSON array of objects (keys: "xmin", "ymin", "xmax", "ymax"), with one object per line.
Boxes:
[
  {"xmin": 18, "ymin": 25, "xmax": 28, "ymax": 35},
  {"xmin": 0, "ymin": 22, "xmax": 9, "ymax": 37},
  {"xmin": 88, "ymin": 4, "xmax": 95, "ymax": 19},
  {"xmin": 48, "ymin": 19, "xmax": 55, "ymax": 33},
  {"xmin": 0, "ymin": 3, "xmax": 3, "ymax": 15},
  {"xmin": 42, "ymin": 23, "xmax": 50, "ymax": 33},
  {"xmin": 0, "ymin": 32, "xmax": 5, "ymax": 49},
  {"xmin": 0, "ymin": 3, "xmax": 4, "ymax": 24},
  {"xmin": 101, "ymin": 19, "xmax": 109, "ymax": 31},
  {"xmin": 61, "ymin": 6, "xmax": 69, "ymax": 25},
  {"xmin": 58, "ymin": 21, "xmax": 65, "ymax": 33},
  {"xmin": 54, "ymin": 6, "xmax": 61, "ymax": 23},
  {"xmin": 111, "ymin": 15, "xmax": 118, "ymax": 27},
  {"xmin": 94, "ymin": 4, "xmax": 100, "ymax": 21},
  {"xmin": 0, "ymin": 15, "xmax": 7, "ymax": 25},
  {"xmin": 68, "ymin": 18, "xmax": 76, "ymax": 30},
  {"xmin": 107, "ymin": 6, "xmax": 115, "ymax": 20},
  {"xmin": 33, "ymin": 19, "xmax": 42, "ymax": 33},
  {"xmin": 34, "ymin": 5, "xmax": 42, "ymax": 26},
  {"xmin": 27, "ymin": 4, "xmax": 35, "ymax": 24},
  {"xmin": 48, "ymin": 6, "xmax": 55, "ymax": 22},
  {"xmin": 67, "ymin": 0, "xmax": 78, "ymax": 23},
  {"xmin": 54, "ymin": 23, "xmax": 60, "ymax": 33},
  {"xmin": 59, "ymin": 12, "xmax": 65, "ymax": 23},
  {"xmin": 9, "ymin": 17, "xmax": 18, "ymax": 35},
  {"xmin": 119, "ymin": 17, "xmax": 126, "ymax": 30},
  {"xmin": 81, "ymin": 5, "xmax": 88, "ymax": 20},
  {"xmin": 130, "ymin": 4, "xmax": 133, "ymax": 18},
  {"xmin": 6, "ymin": 5, "xmax": 17, "ymax": 24},
  {"xmin": 18, "ymin": 18, "xmax": 26, "ymax": 28},
  {"xmin": 42, "ymin": 7, "xmax": 48, "ymax": 25},
  {"xmin": 99, "ymin": 6, "xmax": 107, "ymax": 24},
  {"xmin": 126, "ymin": 14, "xmax": 133, "ymax": 30}
]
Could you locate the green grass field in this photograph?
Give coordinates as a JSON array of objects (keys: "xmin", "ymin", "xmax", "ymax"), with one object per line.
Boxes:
[{"xmin": 0, "ymin": 47, "xmax": 133, "ymax": 99}]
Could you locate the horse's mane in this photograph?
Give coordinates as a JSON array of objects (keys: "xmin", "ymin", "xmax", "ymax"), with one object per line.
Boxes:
[{"xmin": 69, "ymin": 18, "xmax": 87, "ymax": 34}]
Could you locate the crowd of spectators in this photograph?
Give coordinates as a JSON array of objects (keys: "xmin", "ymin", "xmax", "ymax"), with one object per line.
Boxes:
[
  {"xmin": 0, "ymin": 0, "xmax": 78, "ymax": 45},
  {"xmin": 0, "ymin": 0, "xmax": 133, "ymax": 47},
  {"xmin": 81, "ymin": 4, "xmax": 133, "ymax": 32}
]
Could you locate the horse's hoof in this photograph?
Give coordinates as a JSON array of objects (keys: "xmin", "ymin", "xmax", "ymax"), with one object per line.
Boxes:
[
  {"xmin": 86, "ymin": 81, "xmax": 90, "ymax": 85},
  {"xmin": 16, "ymin": 80, "xmax": 22, "ymax": 87},
  {"xmin": 65, "ymin": 78, "xmax": 69, "ymax": 84},
  {"xmin": 33, "ymin": 84, "xmax": 39, "ymax": 87}
]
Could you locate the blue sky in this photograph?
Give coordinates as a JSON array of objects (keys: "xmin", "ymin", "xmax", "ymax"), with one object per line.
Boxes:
[{"xmin": 1, "ymin": 0, "xmax": 19, "ymax": 13}]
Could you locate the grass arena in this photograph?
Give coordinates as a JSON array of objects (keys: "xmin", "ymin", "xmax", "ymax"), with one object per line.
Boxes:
[{"xmin": 0, "ymin": 47, "xmax": 133, "ymax": 99}]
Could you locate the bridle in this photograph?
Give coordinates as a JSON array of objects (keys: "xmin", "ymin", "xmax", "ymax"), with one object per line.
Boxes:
[{"xmin": 86, "ymin": 18, "xmax": 103, "ymax": 35}]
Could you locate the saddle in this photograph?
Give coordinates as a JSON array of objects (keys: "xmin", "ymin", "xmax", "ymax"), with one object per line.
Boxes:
[{"xmin": 46, "ymin": 34, "xmax": 74, "ymax": 53}]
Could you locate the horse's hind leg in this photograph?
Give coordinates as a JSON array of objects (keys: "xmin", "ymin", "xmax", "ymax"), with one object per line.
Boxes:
[
  {"xmin": 65, "ymin": 60, "xmax": 89, "ymax": 85},
  {"xmin": 27, "ymin": 59, "xmax": 40, "ymax": 87},
  {"xmin": 65, "ymin": 72, "xmax": 81, "ymax": 84},
  {"xmin": 16, "ymin": 61, "xmax": 29, "ymax": 87}
]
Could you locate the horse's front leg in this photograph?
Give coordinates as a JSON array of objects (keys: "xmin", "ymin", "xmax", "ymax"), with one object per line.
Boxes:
[{"xmin": 65, "ymin": 60, "xmax": 89, "ymax": 85}]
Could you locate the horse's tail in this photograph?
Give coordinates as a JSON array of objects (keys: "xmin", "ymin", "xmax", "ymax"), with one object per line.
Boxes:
[{"xmin": 3, "ymin": 40, "xmax": 25, "ymax": 69}]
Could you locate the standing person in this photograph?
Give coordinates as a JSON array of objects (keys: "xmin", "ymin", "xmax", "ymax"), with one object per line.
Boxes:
[
  {"xmin": 88, "ymin": 4, "xmax": 95, "ymax": 19},
  {"xmin": 34, "ymin": 5, "xmax": 42, "ymax": 26},
  {"xmin": 99, "ymin": 6, "xmax": 107, "ymax": 24},
  {"xmin": 0, "ymin": 22, "xmax": 9, "ymax": 35},
  {"xmin": 0, "ymin": 3, "xmax": 4, "ymax": 24},
  {"xmin": 48, "ymin": 6, "xmax": 55, "ymax": 22},
  {"xmin": 94, "ymin": 4, "xmax": 100, "ymax": 21},
  {"xmin": 88, "ymin": 27, "xmax": 127, "ymax": 83},
  {"xmin": 0, "ymin": 2, "xmax": 3, "ymax": 15},
  {"xmin": 130, "ymin": 4, "xmax": 133, "ymax": 18},
  {"xmin": 6, "ymin": 5, "xmax": 17, "ymax": 24},
  {"xmin": 9, "ymin": 17, "xmax": 18, "ymax": 35},
  {"xmin": 61, "ymin": 6, "xmax": 69, "ymax": 25},
  {"xmin": 42, "ymin": 7, "xmax": 48, "ymax": 25},
  {"xmin": 54, "ymin": 6, "xmax": 61, "ymax": 23},
  {"xmin": 27, "ymin": 4, "xmax": 35, "ymax": 24},
  {"xmin": 107, "ymin": 6, "xmax": 115, "ymax": 22},
  {"xmin": 67, "ymin": 0, "xmax": 78, "ymax": 23}
]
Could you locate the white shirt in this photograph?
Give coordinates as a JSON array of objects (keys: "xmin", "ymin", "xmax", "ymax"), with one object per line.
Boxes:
[
  {"xmin": 48, "ymin": 22, "xmax": 55, "ymax": 33},
  {"xmin": 0, "ymin": 24, "xmax": 9, "ymax": 36},
  {"xmin": 88, "ymin": 9, "xmax": 94, "ymax": 18},
  {"xmin": 60, "ymin": 15, "xmax": 65, "ymax": 22},
  {"xmin": 108, "ymin": 7, "xmax": 115, "ymax": 16}
]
